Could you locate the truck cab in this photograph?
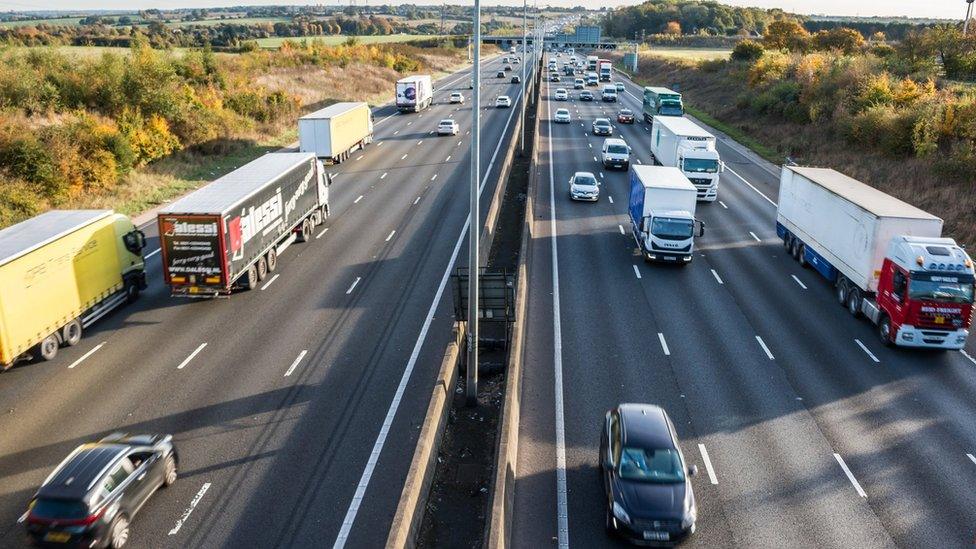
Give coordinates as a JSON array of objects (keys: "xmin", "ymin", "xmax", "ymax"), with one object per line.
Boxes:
[
  {"xmin": 678, "ymin": 148, "xmax": 722, "ymax": 202},
  {"xmin": 629, "ymin": 166, "xmax": 705, "ymax": 264}
]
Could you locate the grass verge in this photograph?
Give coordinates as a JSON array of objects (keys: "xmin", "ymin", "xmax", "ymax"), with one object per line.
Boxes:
[{"xmin": 683, "ymin": 105, "xmax": 780, "ymax": 164}]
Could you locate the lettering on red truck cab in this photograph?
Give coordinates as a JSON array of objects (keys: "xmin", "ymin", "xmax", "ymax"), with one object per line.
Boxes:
[{"xmin": 921, "ymin": 306, "xmax": 963, "ymax": 314}]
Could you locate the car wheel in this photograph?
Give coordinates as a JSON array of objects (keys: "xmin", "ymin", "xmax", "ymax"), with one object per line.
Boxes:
[
  {"xmin": 109, "ymin": 515, "xmax": 130, "ymax": 549},
  {"xmin": 62, "ymin": 319, "xmax": 83, "ymax": 347},
  {"xmin": 163, "ymin": 454, "xmax": 178, "ymax": 487}
]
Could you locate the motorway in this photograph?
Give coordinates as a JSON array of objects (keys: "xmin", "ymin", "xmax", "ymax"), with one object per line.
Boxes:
[
  {"xmin": 0, "ymin": 52, "xmax": 535, "ymax": 548},
  {"xmin": 511, "ymin": 54, "xmax": 976, "ymax": 548}
]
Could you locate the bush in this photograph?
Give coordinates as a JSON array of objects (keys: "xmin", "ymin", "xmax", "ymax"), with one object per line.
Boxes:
[{"xmin": 731, "ymin": 40, "xmax": 764, "ymax": 63}]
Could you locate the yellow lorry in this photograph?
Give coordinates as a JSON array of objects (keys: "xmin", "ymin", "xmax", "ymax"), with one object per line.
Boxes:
[{"xmin": 0, "ymin": 210, "xmax": 147, "ymax": 370}]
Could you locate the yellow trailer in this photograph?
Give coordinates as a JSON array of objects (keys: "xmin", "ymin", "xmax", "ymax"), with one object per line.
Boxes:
[
  {"xmin": 298, "ymin": 102, "xmax": 374, "ymax": 164},
  {"xmin": 0, "ymin": 210, "xmax": 147, "ymax": 370}
]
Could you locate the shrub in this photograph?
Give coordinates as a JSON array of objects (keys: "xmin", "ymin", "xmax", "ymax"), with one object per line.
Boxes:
[
  {"xmin": 747, "ymin": 53, "xmax": 788, "ymax": 86},
  {"xmin": 731, "ymin": 40, "xmax": 764, "ymax": 63}
]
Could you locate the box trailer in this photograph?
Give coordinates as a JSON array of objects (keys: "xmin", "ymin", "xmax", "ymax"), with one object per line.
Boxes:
[
  {"xmin": 586, "ymin": 55, "xmax": 598, "ymax": 72},
  {"xmin": 396, "ymin": 75, "xmax": 433, "ymax": 113},
  {"xmin": 777, "ymin": 166, "xmax": 973, "ymax": 349},
  {"xmin": 650, "ymin": 116, "xmax": 723, "ymax": 202},
  {"xmin": 158, "ymin": 153, "xmax": 329, "ymax": 296},
  {"xmin": 642, "ymin": 86, "xmax": 684, "ymax": 121},
  {"xmin": 598, "ymin": 59, "xmax": 612, "ymax": 81},
  {"xmin": 299, "ymin": 102, "xmax": 374, "ymax": 164},
  {"xmin": 628, "ymin": 165, "xmax": 704, "ymax": 264},
  {"xmin": 0, "ymin": 210, "xmax": 147, "ymax": 369}
]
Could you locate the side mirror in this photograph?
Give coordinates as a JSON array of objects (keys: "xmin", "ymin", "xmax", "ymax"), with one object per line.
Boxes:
[
  {"xmin": 695, "ymin": 220, "xmax": 706, "ymax": 238},
  {"xmin": 688, "ymin": 465, "xmax": 698, "ymax": 477},
  {"xmin": 720, "ymin": 161, "xmax": 726, "ymax": 173}
]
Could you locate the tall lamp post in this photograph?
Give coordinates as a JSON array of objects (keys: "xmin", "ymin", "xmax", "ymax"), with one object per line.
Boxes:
[
  {"xmin": 466, "ymin": 0, "xmax": 481, "ymax": 407},
  {"xmin": 520, "ymin": 0, "xmax": 527, "ymax": 153},
  {"xmin": 965, "ymin": 0, "xmax": 975, "ymax": 35}
]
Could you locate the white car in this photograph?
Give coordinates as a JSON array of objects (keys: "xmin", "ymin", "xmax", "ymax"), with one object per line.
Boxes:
[
  {"xmin": 554, "ymin": 108, "xmax": 571, "ymax": 123},
  {"xmin": 496, "ymin": 96, "xmax": 512, "ymax": 108},
  {"xmin": 569, "ymin": 171, "xmax": 600, "ymax": 202},
  {"xmin": 437, "ymin": 119, "xmax": 460, "ymax": 135},
  {"xmin": 601, "ymin": 138, "xmax": 631, "ymax": 170},
  {"xmin": 449, "ymin": 92, "xmax": 464, "ymax": 104},
  {"xmin": 554, "ymin": 88, "xmax": 568, "ymax": 101}
]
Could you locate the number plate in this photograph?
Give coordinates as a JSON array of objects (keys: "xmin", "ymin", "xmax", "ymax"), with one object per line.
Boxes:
[
  {"xmin": 934, "ymin": 315, "xmax": 945, "ymax": 324},
  {"xmin": 188, "ymin": 287, "xmax": 201, "ymax": 294},
  {"xmin": 44, "ymin": 532, "xmax": 71, "ymax": 543},
  {"xmin": 643, "ymin": 531, "xmax": 669, "ymax": 541}
]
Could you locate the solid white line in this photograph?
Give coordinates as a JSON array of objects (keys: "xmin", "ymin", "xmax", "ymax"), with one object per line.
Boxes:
[
  {"xmin": 618, "ymin": 224, "xmax": 625, "ymax": 235},
  {"xmin": 755, "ymin": 336, "xmax": 774, "ymax": 360},
  {"xmin": 385, "ymin": 230, "xmax": 396, "ymax": 242},
  {"xmin": 961, "ymin": 350, "xmax": 976, "ymax": 366},
  {"xmin": 284, "ymin": 349, "xmax": 308, "ymax": 377},
  {"xmin": 315, "ymin": 227, "xmax": 330, "ymax": 240},
  {"xmin": 400, "ymin": 154, "xmax": 408, "ymax": 160},
  {"xmin": 607, "ymin": 196, "xmax": 614, "ymax": 204},
  {"xmin": 354, "ymin": 195, "xmax": 364, "ymax": 204},
  {"xmin": 413, "ymin": 196, "xmax": 421, "ymax": 205},
  {"xmin": 431, "ymin": 174, "xmax": 438, "ymax": 181},
  {"xmin": 67, "ymin": 342, "xmax": 106, "ymax": 369},
  {"xmin": 168, "ymin": 482, "xmax": 211, "ymax": 535},
  {"xmin": 176, "ymin": 343, "xmax": 207, "ymax": 370},
  {"xmin": 144, "ymin": 248, "xmax": 161, "ymax": 259},
  {"xmin": 711, "ymin": 269, "xmax": 724, "ymax": 284},
  {"xmin": 260, "ymin": 273, "xmax": 280, "ymax": 291},
  {"xmin": 718, "ymin": 200, "xmax": 728, "ymax": 209},
  {"xmin": 855, "ymin": 339, "xmax": 880, "ymax": 363},
  {"xmin": 345, "ymin": 277, "xmax": 361, "ymax": 295},
  {"xmin": 749, "ymin": 231, "xmax": 762, "ymax": 242},
  {"xmin": 967, "ymin": 453, "xmax": 976, "ymax": 466},
  {"xmin": 380, "ymin": 172, "xmax": 387, "ymax": 180},
  {"xmin": 727, "ymin": 167, "xmax": 777, "ymax": 207},
  {"xmin": 632, "ymin": 264, "xmax": 641, "ymax": 279},
  {"xmin": 658, "ymin": 333, "xmax": 670, "ymax": 356},
  {"xmin": 698, "ymin": 444, "xmax": 719, "ymax": 485},
  {"xmin": 791, "ymin": 274, "xmax": 808, "ymax": 290},
  {"xmin": 834, "ymin": 454, "xmax": 867, "ymax": 498}
]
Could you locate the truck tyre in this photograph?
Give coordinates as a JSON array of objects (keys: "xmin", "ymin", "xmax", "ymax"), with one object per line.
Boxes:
[
  {"xmin": 296, "ymin": 219, "xmax": 311, "ymax": 243},
  {"xmin": 245, "ymin": 264, "xmax": 259, "ymax": 291},
  {"xmin": 847, "ymin": 288, "xmax": 862, "ymax": 318},
  {"xmin": 790, "ymin": 239, "xmax": 801, "ymax": 260},
  {"xmin": 256, "ymin": 256, "xmax": 268, "ymax": 281},
  {"xmin": 63, "ymin": 319, "xmax": 83, "ymax": 347},
  {"xmin": 797, "ymin": 244, "xmax": 808, "ymax": 268},
  {"xmin": 878, "ymin": 315, "xmax": 894, "ymax": 346},
  {"xmin": 836, "ymin": 278, "xmax": 849, "ymax": 306},
  {"xmin": 124, "ymin": 278, "xmax": 140, "ymax": 304},
  {"xmin": 266, "ymin": 247, "xmax": 278, "ymax": 272},
  {"xmin": 39, "ymin": 333, "xmax": 59, "ymax": 361},
  {"xmin": 321, "ymin": 204, "xmax": 330, "ymax": 221}
]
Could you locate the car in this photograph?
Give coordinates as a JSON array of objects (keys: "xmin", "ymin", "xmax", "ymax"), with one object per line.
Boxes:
[
  {"xmin": 437, "ymin": 119, "xmax": 460, "ymax": 135},
  {"xmin": 504, "ymin": 64, "xmax": 513, "ymax": 72},
  {"xmin": 496, "ymin": 95, "xmax": 512, "ymax": 108},
  {"xmin": 600, "ymin": 404, "xmax": 697, "ymax": 545},
  {"xmin": 511, "ymin": 75, "xmax": 522, "ymax": 84},
  {"xmin": 550, "ymin": 74, "xmax": 561, "ymax": 82},
  {"xmin": 502, "ymin": 56, "xmax": 509, "ymax": 63},
  {"xmin": 23, "ymin": 433, "xmax": 179, "ymax": 548},
  {"xmin": 579, "ymin": 90, "xmax": 594, "ymax": 101},
  {"xmin": 602, "ymin": 138, "xmax": 631, "ymax": 170},
  {"xmin": 497, "ymin": 71, "xmax": 506, "ymax": 78},
  {"xmin": 569, "ymin": 171, "xmax": 600, "ymax": 201},
  {"xmin": 513, "ymin": 57, "xmax": 521, "ymax": 63},
  {"xmin": 592, "ymin": 117, "xmax": 613, "ymax": 135},
  {"xmin": 616, "ymin": 82, "xmax": 625, "ymax": 92},
  {"xmin": 574, "ymin": 78, "xmax": 585, "ymax": 90},
  {"xmin": 617, "ymin": 108, "xmax": 635, "ymax": 124},
  {"xmin": 602, "ymin": 89, "xmax": 618, "ymax": 102},
  {"xmin": 449, "ymin": 92, "xmax": 464, "ymax": 104},
  {"xmin": 554, "ymin": 108, "xmax": 571, "ymax": 123},
  {"xmin": 554, "ymin": 88, "xmax": 568, "ymax": 101}
]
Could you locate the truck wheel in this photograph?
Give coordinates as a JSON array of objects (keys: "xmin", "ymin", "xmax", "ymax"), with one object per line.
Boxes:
[
  {"xmin": 878, "ymin": 315, "xmax": 894, "ymax": 347},
  {"xmin": 124, "ymin": 279, "xmax": 140, "ymax": 304},
  {"xmin": 836, "ymin": 278, "xmax": 848, "ymax": 305},
  {"xmin": 245, "ymin": 264, "xmax": 259, "ymax": 291},
  {"xmin": 790, "ymin": 239, "xmax": 801, "ymax": 260},
  {"xmin": 783, "ymin": 234, "xmax": 791, "ymax": 251},
  {"xmin": 797, "ymin": 244, "xmax": 808, "ymax": 268},
  {"xmin": 256, "ymin": 256, "xmax": 268, "ymax": 281},
  {"xmin": 266, "ymin": 247, "xmax": 278, "ymax": 272},
  {"xmin": 847, "ymin": 288, "xmax": 862, "ymax": 318},
  {"xmin": 321, "ymin": 204, "xmax": 330, "ymax": 221},
  {"xmin": 63, "ymin": 319, "xmax": 83, "ymax": 347},
  {"xmin": 296, "ymin": 219, "xmax": 311, "ymax": 243},
  {"xmin": 39, "ymin": 333, "xmax": 59, "ymax": 361}
]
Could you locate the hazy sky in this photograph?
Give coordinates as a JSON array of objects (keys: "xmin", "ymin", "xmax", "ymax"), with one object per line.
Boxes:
[{"xmin": 2, "ymin": 0, "xmax": 965, "ymax": 20}]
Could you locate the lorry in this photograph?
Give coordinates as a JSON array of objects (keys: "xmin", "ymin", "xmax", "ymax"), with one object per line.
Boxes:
[
  {"xmin": 628, "ymin": 165, "xmax": 705, "ymax": 264},
  {"xmin": 777, "ymin": 166, "xmax": 973, "ymax": 350},
  {"xmin": 650, "ymin": 116, "xmax": 723, "ymax": 202},
  {"xmin": 598, "ymin": 59, "xmax": 612, "ymax": 81},
  {"xmin": 395, "ymin": 75, "xmax": 433, "ymax": 113},
  {"xmin": 587, "ymin": 55, "xmax": 599, "ymax": 72},
  {"xmin": 299, "ymin": 102, "xmax": 374, "ymax": 164},
  {"xmin": 158, "ymin": 152, "xmax": 330, "ymax": 297},
  {"xmin": 642, "ymin": 86, "xmax": 684, "ymax": 121},
  {"xmin": 0, "ymin": 210, "xmax": 147, "ymax": 369}
]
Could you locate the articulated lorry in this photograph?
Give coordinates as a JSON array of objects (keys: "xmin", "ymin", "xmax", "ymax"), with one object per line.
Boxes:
[
  {"xmin": 598, "ymin": 59, "xmax": 612, "ymax": 81},
  {"xmin": 642, "ymin": 86, "xmax": 684, "ymax": 121},
  {"xmin": 650, "ymin": 116, "xmax": 723, "ymax": 202},
  {"xmin": 0, "ymin": 210, "xmax": 147, "ymax": 369},
  {"xmin": 158, "ymin": 153, "xmax": 330, "ymax": 296},
  {"xmin": 299, "ymin": 102, "xmax": 374, "ymax": 164},
  {"xmin": 396, "ymin": 75, "xmax": 433, "ymax": 113},
  {"xmin": 629, "ymin": 165, "xmax": 705, "ymax": 264},
  {"xmin": 777, "ymin": 166, "xmax": 973, "ymax": 349}
]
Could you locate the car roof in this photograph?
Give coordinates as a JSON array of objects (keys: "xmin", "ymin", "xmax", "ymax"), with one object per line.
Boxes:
[
  {"xmin": 37, "ymin": 444, "xmax": 129, "ymax": 502},
  {"xmin": 439, "ymin": 119, "xmax": 455, "ymax": 124},
  {"xmin": 604, "ymin": 138, "xmax": 627, "ymax": 146},
  {"xmin": 573, "ymin": 171, "xmax": 596, "ymax": 178},
  {"xmin": 618, "ymin": 404, "xmax": 675, "ymax": 450},
  {"xmin": 498, "ymin": 95, "xmax": 510, "ymax": 99}
]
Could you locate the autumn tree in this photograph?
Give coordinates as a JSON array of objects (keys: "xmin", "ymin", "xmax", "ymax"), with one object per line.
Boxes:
[{"xmin": 763, "ymin": 19, "xmax": 809, "ymax": 52}]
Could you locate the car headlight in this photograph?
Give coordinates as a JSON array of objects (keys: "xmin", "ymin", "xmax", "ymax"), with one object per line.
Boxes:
[{"xmin": 612, "ymin": 501, "xmax": 631, "ymax": 525}]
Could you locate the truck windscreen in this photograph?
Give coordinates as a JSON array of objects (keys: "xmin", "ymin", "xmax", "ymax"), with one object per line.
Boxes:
[
  {"xmin": 683, "ymin": 158, "xmax": 719, "ymax": 173},
  {"xmin": 651, "ymin": 218, "xmax": 694, "ymax": 240},
  {"xmin": 909, "ymin": 276, "xmax": 975, "ymax": 304}
]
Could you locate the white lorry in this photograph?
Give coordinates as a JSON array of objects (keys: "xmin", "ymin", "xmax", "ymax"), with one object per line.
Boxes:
[
  {"xmin": 628, "ymin": 165, "xmax": 705, "ymax": 264},
  {"xmin": 298, "ymin": 102, "xmax": 374, "ymax": 164},
  {"xmin": 650, "ymin": 116, "xmax": 723, "ymax": 202},
  {"xmin": 396, "ymin": 75, "xmax": 433, "ymax": 113}
]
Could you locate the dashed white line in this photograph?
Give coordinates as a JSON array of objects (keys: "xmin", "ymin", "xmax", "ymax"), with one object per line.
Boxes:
[
  {"xmin": 718, "ymin": 200, "xmax": 728, "ymax": 209},
  {"xmin": 755, "ymin": 336, "xmax": 774, "ymax": 360},
  {"xmin": 592, "ymin": 156, "xmax": 598, "ymax": 162},
  {"xmin": 445, "ymin": 155, "xmax": 451, "ymax": 162},
  {"xmin": 413, "ymin": 196, "xmax": 421, "ymax": 205},
  {"xmin": 394, "ymin": 130, "xmax": 399, "ymax": 135},
  {"xmin": 710, "ymin": 269, "xmax": 724, "ymax": 285},
  {"xmin": 618, "ymin": 224, "xmax": 625, "ymax": 235},
  {"xmin": 356, "ymin": 155, "xmax": 363, "ymax": 161},
  {"xmin": 727, "ymin": 167, "xmax": 777, "ymax": 207},
  {"xmin": 284, "ymin": 349, "xmax": 308, "ymax": 377},
  {"xmin": 607, "ymin": 196, "xmax": 614, "ymax": 204},
  {"xmin": 431, "ymin": 174, "xmax": 438, "ymax": 181},
  {"xmin": 380, "ymin": 172, "xmax": 387, "ymax": 180},
  {"xmin": 855, "ymin": 339, "xmax": 880, "ymax": 363},
  {"xmin": 260, "ymin": 273, "xmax": 280, "ymax": 291},
  {"xmin": 791, "ymin": 274, "xmax": 808, "ymax": 289},
  {"xmin": 315, "ymin": 227, "xmax": 330, "ymax": 240},
  {"xmin": 834, "ymin": 454, "xmax": 867, "ymax": 498},
  {"xmin": 400, "ymin": 154, "xmax": 408, "ymax": 160},
  {"xmin": 177, "ymin": 343, "xmax": 208, "ymax": 370},
  {"xmin": 658, "ymin": 333, "xmax": 670, "ymax": 356},
  {"xmin": 168, "ymin": 482, "xmax": 211, "ymax": 535},
  {"xmin": 385, "ymin": 230, "xmax": 396, "ymax": 242},
  {"xmin": 417, "ymin": 140, "xmax": 424, "ymax": 146},
  {"xmin": 354, "ymin": 195, "xmax": 364, "ymax": 204},
  {"xmin": 145, "ymin": 248, "xmax": 161, "ymax": 259},
  {"xmin": 376, "ymin": 141, "xmax": 384, "ymax": 147},
  {"xmin": 457, "ymin": 140, "xmax": 462, "ymax": 147},
  {"xmin": 749, "ymin": 231, "xmax": 762, "ymax": 242},
  {"xmin": 406, "ymin": 121, "xmax": 412, "ymax": 126},
  {"xmin": 635, "ymin": 158, "xmax": 642, "ymax": 164},
  {"xmin": 967, "ymin": 453, "xmax": 976, "ymax": 466},
  {"xmin": 345, "ymin": 277, "xmax": 361, "ymax": 295},
  {"xmin": 698, "ymin": 444, "xmax": 719, "ymax": 485},
  {"xmin": 632, "ymin": 265, "xmax": 641, "ymax": 279},
  {"xmin": 67, "ymin": 342, "xmax": 106, "ymax": 369},
  {"xmin": 599, "ymin": 172, "xmax": 604, "ymax": 179}
]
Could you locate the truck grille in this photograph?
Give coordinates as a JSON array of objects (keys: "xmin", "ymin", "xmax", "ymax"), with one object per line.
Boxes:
[
  {"xmin": 689, "ymin": 178, "xmax": 710, "ymax": 186},
  {"xmin": 651, "ymin": 242, "xmax": 691, "ymax": 253}
]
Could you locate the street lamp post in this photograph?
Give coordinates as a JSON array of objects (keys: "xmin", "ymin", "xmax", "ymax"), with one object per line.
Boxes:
[
  {"xmin": 965, "ymin": 0, "xmax": 975, "ymax": 35},
  {"xmin": 520, "ymin": 0, "xmax": 527, "ymax": 153},
  {"xmin": 466, "ymin": 0, "xmax": 481, "ymax": 407}
]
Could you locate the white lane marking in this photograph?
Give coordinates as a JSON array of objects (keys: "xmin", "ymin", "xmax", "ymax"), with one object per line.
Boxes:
[
  {"xmin": 385, "ymin": 230, "xmax": 396, "ymax": 242},
  {"xmin": 67, "ymin": 342, "xmax": 106, "ymax": 369},
  {"xmin": 607, "ymin": 196, "xmax": 614, "ymax": 204},
  {"xmin": 376, "ymin": 141, "xmax": 384, "ymax": 147},
  {"xmin": 345, "ymin": 277, "xmax": 361, "ymax": 295},
  {"xmin": 855, "ymin": 339, "xmax": 880, "ymax": 363},
  {"xmin": 176, "ymin": 343, "xmax": 207, "ymax": 370},
  {"xmin": 599, "ymin": 172, "xmax": 604, "ymax": 179},
  {"xmin": 260, "ymin": 273, "xmax": 280, "ymax": 291},
  {"xmin": 380, "ymin": 172, "xmax": 387, "ymax": 180},
  {"xmin": 354, "ymin": 195, "xmax": 364, "ymax": 204},
  {"xmin": 791, "ymin": 274, "xmax": 808, "ymax": 290},
  {"xmin": 284, "ymin": 349, "xmax": 308, "ymax": 377},
  {"xmin": 431, "ymin": 174, "xmax": 438, "ymax": 181},
  {"xmin": 588, "ymin": 143, "xmax": 592, "ymax": 148},
  {"xmin": 635, "ymin": 158, "xmax": 642, "ymax": 164},
  {"xmin": 967, "ymin": 453, "xmax": 976, "ymax": 466},
  {"xmin": 394, "ymin": 130, "xmax": 399, "ymax": 135},
  {"xmin": 711, "ymin": 269, "xmax": 724, "ymax": 285},
  {"xmin": 145, "ymin": 248, "xmax": 161, "ymax": 259},
  {"xmin": 315, "ymin": 227, "xmax": 330, "ymax": 240},
  {"xmin": 727, "ymin": 167, "xmax": 777, "ymax": 207},
  {"xmin": 698, "ymin": 444, "xmax": 719, "ymax": 485},
  {"xmin": 333, "ymin": 74, "xmax": 527, "ymax": 549},
  {"xmin": 406, "ymin": 121, "xmax": 412, "ymax": 126},
  {"xmin": 446, "ymin": 155, "xmax": 452, "ymax": 162},
  {"xmin": 400, "ymin": 154, "xmax": 408, "ymax": 160},
  {"xmin": 632, "ymin": 265, "xmax": 642, "ymax": 279},
  {"xmin": 756, "ymin": 336, "xmax": 774, "ymax": 360},
  {"xmin": 592, "ymin": 156, "xmax": 598, "ymax": 162},
  {"xmin": 465, "ymin": 130, "xmax": 470, "ymax": 135},
  {"xmin": 356, "ymin": 156, "xmax": 363, "ymax": 161},
  {"xmin": 584, "ymin": 132, "xmax": 588, "ymax": 136},
  {"xmin": 658, "ymin": 333, "xmax": 670, "ymax": 356},
  {"xmin": 417, "ymin": 140, "xmax": 424, "ymax": 146},
  {"xmin": 168, "ymin": 482, "xmax": 211, "ymax": 535},
  {"xmin": 457, "ymin": 140, "xmax": 462, "ymax": 147},
  {"xmin": 749, "ymin": 231, "xmax": 762, "ymax": 242},
  {"xmin": 718, "ymin": 200, "xmax": 728, "ymax": 209},
  {"xmin": 413, "ymin": 196, "xmax": 421, "ymax": 205},
  {"xmin": 834, "ymin": 454, "xmax": 867, "ymax": 498},
  {"xmin": 961, "ymin": 350, "xmax": 976, "ymax": 366},
  {"xmin": 618, "ymin": 224, "xmax": 625, "ymax": 235}
]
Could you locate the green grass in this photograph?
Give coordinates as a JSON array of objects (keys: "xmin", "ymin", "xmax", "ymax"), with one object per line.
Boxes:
[
  {"xmin": 642, "ymin": 47, "xmax": 731, "ymax": 61},
  {"xmin": 166, "ymin": 17, "xmax": 289, "ymax": 28},
  {"xmin": 255, "ymin": 34, "xmax": 446, "ymax": 48},
  {"xmin": 0, "ymin": 17, "xmax": 85, "ymax": 28},
  {"xmin": 683, "ymin": 104, "xmax": 780, "ymax": 164}
]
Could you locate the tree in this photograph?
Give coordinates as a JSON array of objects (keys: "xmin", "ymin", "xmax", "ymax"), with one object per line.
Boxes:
[
  {"xmin": 664, "ymin": 21, "xmax": 682, "ymax": 35},
  {"xmin": 924, "ymin": 24, "xmax": 976, "ymax": 80},
  {"xmin": 812, "ymin": 27, "xmax": 865, "ymax": 54},
  {"xmin": 763, "ymin": 19, "xmax": 809, "ymax": 52},
  {"xmin": 731, "ymin": 39, "xmax": 764, "ymax": 62}
]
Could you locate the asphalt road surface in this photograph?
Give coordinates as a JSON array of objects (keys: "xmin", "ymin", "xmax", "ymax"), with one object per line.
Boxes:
[
  {"xmin": 511, "ymin": 53, "xmax": 976, "ymax": 549},
  {"xmin": 0, "ymin": 52, "xmax": 537, "ymax": 548}
]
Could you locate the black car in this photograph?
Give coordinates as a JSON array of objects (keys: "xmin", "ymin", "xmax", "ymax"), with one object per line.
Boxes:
[
  {"xmin": 601, "ymin": 404, "xmax": 697, "ymax": 545},
  {"xmin": 592, "ymin": 118, "xmax": 613, "ymax": 136},
  {"xmin": 23, "ymin": 434, "xmax": 179, "ymax": 548},
  {"xmin": 579, "ymin": 90, "xmax": 594, "ymax": 101},
  {"xmin": 550, "ymin": 74, "xmax": 561, "ymax": 82},
  {"xmin": 496, "ymin": 71, "xmax": 506, "ymax": 78}
]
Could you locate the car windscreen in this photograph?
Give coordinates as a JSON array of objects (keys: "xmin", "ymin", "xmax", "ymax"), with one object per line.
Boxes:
[
  {"xmin": 31, "ymin": 498, "xmax": 89, "ymax": 519},
  {"xmin": 619, "ymin": 110, "xmax": 632, "ymax": 115},
  {"xmin": 595, "ymin": 120, "xmax": 610, "ymax": 127},
  {"xmin": 573, "ymin": 176, "xmax": 597, "ymax": 187},
  {"xmin": 618, "ymin": 447, "xmax": 686, "ymax": 483},
  {"xmin": 607, "ymin": 145, "xmax": 628, "ymax": 154},
  {"xmin": 557, "ymin": 110, "xmax": 569, "ymax": 115}
]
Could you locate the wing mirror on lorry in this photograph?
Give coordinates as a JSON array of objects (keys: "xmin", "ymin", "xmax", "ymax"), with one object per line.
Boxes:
[
  {"xmin": 124, "ymin": 230, "xmax": 147, "ymax": 255},
  {"xmin": 720, "ymin": 161, "xmax": 727, "ymax": 173},
  {"xmin": 695, "ymin": 220, "xmax": 706, "ymax": 238}
]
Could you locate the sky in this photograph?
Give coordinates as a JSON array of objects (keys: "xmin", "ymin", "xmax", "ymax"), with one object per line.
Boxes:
[{"xmin": 2, "ymin": 0, "xmax": 966, "ymax": 20}]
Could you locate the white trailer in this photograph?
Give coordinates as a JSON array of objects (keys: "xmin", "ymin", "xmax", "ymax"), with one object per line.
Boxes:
[
  {"xmin": 396, "ymin": 75, "xmax": 433, "ymax": 113},
  {"xmin": 650, "ymin": 116, "xmax": 723, "ymax": 202},
  {"xmin": 628, "ymin": 165, "xmax": 704, "ymax": 264},
  {"xmin": 298, "ymin": 102, "xmax": 374, "ymax": 164}
]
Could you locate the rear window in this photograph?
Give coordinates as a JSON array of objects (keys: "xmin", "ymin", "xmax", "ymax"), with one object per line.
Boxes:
[{"xmin": 31, "ymin": 498, "xmax": 88, "ymax": 520}]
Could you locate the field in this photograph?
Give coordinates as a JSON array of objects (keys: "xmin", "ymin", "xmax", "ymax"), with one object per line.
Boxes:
[
  {"xmin": 255, "ymin": 34, "xmax": 446, "ymax": 48},
  {"xmin": 641, "ymin": 47, "xmax": 732, "ymax": 61},
  {"xmin": 0, "ymin": 17, "xmax": 85, "ymax": 28}
]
